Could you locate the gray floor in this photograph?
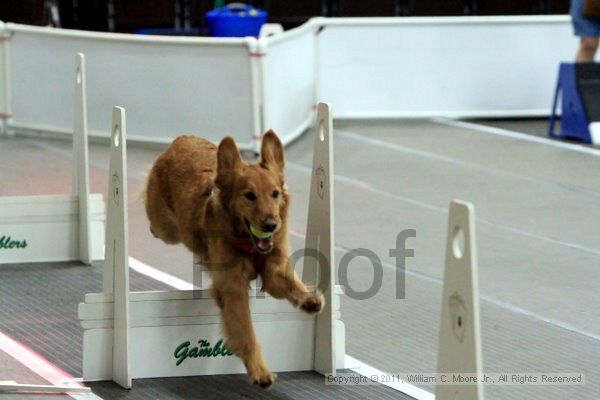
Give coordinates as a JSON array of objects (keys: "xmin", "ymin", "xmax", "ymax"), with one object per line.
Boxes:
[
  {"xmin": 87, "ymin": 370, "xmax": 411, "ymax": 400},
  {"xmin": 1, "ymin": 118, "xmax": 599, "ymax": 399},
  {"xmin": 474, "ymin": 118, "xmax": 550, "ymax": 139}
]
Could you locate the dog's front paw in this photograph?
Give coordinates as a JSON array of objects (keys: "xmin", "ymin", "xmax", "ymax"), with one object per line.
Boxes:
[
  {"xmin": 301, "ymin": 292, "xmax": 324, "ymax": 314},
  {"xmin": 249, "ymin": 368, "xmax": 276, "ymax": 389}
]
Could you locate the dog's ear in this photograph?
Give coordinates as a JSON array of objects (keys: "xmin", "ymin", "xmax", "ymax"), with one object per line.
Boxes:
[
  {"xmin": 260, "ymin": 130, "xmax": 285, "ymax": 175},
  {"xmin": 216, "ymin": 136, "xmax": 242, "ymax": 188}
]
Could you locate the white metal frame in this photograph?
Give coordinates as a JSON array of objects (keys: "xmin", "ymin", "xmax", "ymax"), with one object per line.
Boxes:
[
  {"xmin": 0, "ymin": 53, "xmax": 104, "ymax": 265},
  {"xmin": 78, "ymin": 103, "xmax": 344, "ymax": 387}
]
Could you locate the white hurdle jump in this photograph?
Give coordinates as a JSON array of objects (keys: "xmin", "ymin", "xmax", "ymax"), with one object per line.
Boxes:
[
  {"xmin": 78, "ymin": 103, "xmax": 345, "ymax": 388},
  {"xmin": 0, "ymin": 53, "xmax": 104, "ymax": 265},
  {"xmin": 436, "ymin": 200, "xmax": 484, "ymax": 400}
]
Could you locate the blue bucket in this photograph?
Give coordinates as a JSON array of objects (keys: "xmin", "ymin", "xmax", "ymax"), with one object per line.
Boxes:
[{"xmin": 205, "ymin": 3, "xmax": 268, "ymax": 37}]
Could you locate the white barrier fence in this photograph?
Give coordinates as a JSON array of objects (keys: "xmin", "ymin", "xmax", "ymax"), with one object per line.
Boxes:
[
  {"xmin": 317, "ymin": 16, "xmax": 577, "ymax": 118},
  {"xmin": 4, "ymin": 23, "xmax": 259, "ymax": 149},
  {"xmin": 261, "ymin": 22, "xmax": 316, "ymax": 146},
  {"xmin": 0, "ymin": 16, "xmax": 577, "ymax": 147}
]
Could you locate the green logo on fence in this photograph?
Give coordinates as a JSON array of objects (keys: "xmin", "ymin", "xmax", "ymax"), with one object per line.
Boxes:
[
  {"xmin": 174, "ymin": 339, "xmax": 234, "ymax": 366},
  {"xmin": 0, "ymin": 236, "xmax": 27, "ymax": 250}
]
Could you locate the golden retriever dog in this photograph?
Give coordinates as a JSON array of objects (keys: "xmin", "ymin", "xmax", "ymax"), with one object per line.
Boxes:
[{"xmin": 144, "ymin": 131, "xmax": 324, "ymax": 389}]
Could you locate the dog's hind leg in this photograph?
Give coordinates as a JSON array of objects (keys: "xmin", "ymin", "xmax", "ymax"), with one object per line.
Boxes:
[
  {"xmin": 212, "ymin": 276, "xmax": 276, "ymax": 389},
  {"xmin": 144, "ymin": 173, "xmax": 180, "ymax": 244}
]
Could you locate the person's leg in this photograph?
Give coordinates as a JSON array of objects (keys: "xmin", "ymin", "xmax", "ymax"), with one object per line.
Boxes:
[
  {"xmin": 571, "ymin": 0, "xmax": 600, "ymax": 61},
  {"xmin": 576, "ymin": 37, "xmax": 600, "ymax": 62}
]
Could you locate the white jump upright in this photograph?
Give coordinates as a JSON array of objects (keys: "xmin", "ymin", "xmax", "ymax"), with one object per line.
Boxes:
[
  {"xmin": 72, "ymin": 53, "xmax": 92, "ymax": 265},
  {"xmin": 302, "ymin": 102, "xmax": 336, "ymax": 375},
  {"xmin": 436, "ymin": 200, "xmax": 484, "ymax": 400},
  {"xmin": 78, "ymin": 103, "xmax": 345, "ymax": 387},
  {"xmin": 104, "ymin": 107, "xmax": 132, "ymax": 388},
  {"xmin": 0, "ymin": 53, "xmax": 104, "ymax": 265}
]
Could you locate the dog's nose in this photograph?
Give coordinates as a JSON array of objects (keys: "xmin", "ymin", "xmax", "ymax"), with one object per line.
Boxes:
[{"xmin": 261, "ymin": 218, "xmax": 278, "ymax": 233}]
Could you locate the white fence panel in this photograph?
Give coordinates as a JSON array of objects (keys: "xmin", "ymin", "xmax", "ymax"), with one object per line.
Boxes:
[
  {"xmin": 263, "ymin": 24, "xmax": 316, "ymax": 144},
  {"xmin": 317, "ymin": 16, "xmax": 578, "ymax": 118},
  {"xmin": 7, "ymin": 24, "xmax": 256, "ymax": 147},
  {"xmin": 4, "ymin": 17, "xmax": 582, "ymax": 144}
]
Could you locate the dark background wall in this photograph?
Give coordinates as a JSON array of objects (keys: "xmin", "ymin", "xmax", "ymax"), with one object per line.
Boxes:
[{"xmin": 1, "ymin": 0, "xmax": 571, "ymax": 33}]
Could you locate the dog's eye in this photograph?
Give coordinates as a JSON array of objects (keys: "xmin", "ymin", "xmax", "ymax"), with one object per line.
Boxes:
[
  {"xmin": 244, "ymin": 192, "xmax": 257, "ymax": 201},
  {"xmin": 272, "ymin": 190, "xmax": 279, "ymax": 198}
]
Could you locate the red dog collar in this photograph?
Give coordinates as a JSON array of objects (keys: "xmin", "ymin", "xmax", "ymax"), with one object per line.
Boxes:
[{"xmin": 224, "ymin": 237, "xmax": 268, "ymax": 272}]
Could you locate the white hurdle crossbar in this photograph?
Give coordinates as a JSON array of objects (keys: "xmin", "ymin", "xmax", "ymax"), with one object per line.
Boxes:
[
  {"xmin": 436, "ymin": 200, "xmax": 484, "ymax": 400},
  {"xmin": 79, "ymin": 102, "xmax": 344, "ymax": 387}
]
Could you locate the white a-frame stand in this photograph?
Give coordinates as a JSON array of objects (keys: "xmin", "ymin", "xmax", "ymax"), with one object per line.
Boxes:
[
  {"xmin": 79, "ymin": 103, "xmax": 344, "ymax": 387},
  {"xmin": 436, "ymin": 200, "xmax": 484, "ymax": 400}
]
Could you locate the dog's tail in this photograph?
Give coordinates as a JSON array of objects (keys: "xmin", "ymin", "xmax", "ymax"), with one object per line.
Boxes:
[{"xmin": 136, "ymin": 165, "xmax": 152, "ymax": 204}]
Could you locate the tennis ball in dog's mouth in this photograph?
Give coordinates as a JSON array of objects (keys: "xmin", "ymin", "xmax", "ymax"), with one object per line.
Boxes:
[{"xmin": 250, "ymin": 224, "xmax": 272, "ymax": 239}]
